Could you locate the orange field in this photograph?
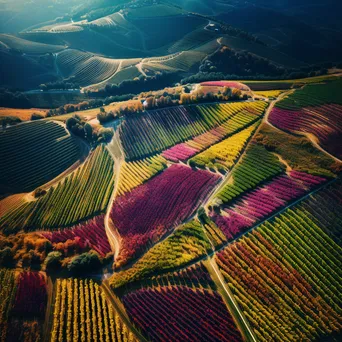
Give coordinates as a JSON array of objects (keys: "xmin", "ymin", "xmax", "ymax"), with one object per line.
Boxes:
[{"xmin": 0, "ymin": 108, "xmax": 47, "ymax": 121}]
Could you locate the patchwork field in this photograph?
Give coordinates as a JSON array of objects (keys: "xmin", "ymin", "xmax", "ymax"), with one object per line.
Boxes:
[
  {"xmin": 0, "ymin": 77, "xmax": 341, "ymax": 342},
  {"xmin": 1, "ymin": 0, "xmax": 342, "ymax": 340}
]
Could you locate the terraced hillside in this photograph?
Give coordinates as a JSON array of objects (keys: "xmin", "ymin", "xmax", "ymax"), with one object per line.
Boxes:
[
  {"xmin": 1, "ymin": 2, "xmax": 342, "ymax": 338},
  {"xmin": 0, "ymin": 120, "xmax": 83, "ymax": 196}
]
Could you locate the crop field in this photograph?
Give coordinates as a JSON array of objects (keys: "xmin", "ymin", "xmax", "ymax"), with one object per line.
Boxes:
[
  {"xmin": 110, "ymin": 220, "xmax": 214, "ymax": 288},
  {"xmin": 0, "ymin": 34, "xmax": 65, "ymax": 53},
  {"xmin": 212, "ymin": 171, "xmax": 326, "ymax": 240},
  {"xmin": 269, "ymin": 80, "xmax": 342, "ymax": 158},
  {"xmin": 0, "ymin": 270, "xmax": 47, "ymax": 342},
  {"xmin": 42, "ymin": 215, "xmax": 111, "ymax": 257},
  {"xmin": 1, "ymin": 77, "xmax": 342, "ymax": 342},
  {"xmin": 0, "ymin": 145, "xmax": 114, "ymax": 232},
  {"xmin": 168, "ymin": 29, "xmax": 218, "ymax": 53},
  {"xmin": 0, "ymin": 120, "xmax": 82, "ymax": 196},
  {"xmin": 51, "ymin": 278, "xmax": 137, "ymax": 342},
  {"xmin": 214, "ymin": 143, "xmax": 285, "ymax": 204},
  {"xmin": 111, "ymin": 164, "xmax": 220, "ymax": 267},
  {"xmin": 216, "ymin": 202, "xmax": 342, "ymax": 341},
  {"xmin": 88, "ymin": 12, "xmax": 135, "ymax": 29},
  {"xmin": 120, "ymin": 101, "xmax": 267, "ymax": 161},
  {"xmin": 189, "ymin": 121, "xmax": 259, "ymax": 172},
  {"xmin": 123, "ymin": 286, "xmax": 243, "ymax": 342},
  {"xmin": 162, "ymin": 102, "xmax": 267, "ymax": 163},
  {"xmin": 56, "ymin": 49, "xmax": 121, "ymax": 86},
  {"xmin": 117, "ymin": 155, "xmax": 167, "ymax": 196}
]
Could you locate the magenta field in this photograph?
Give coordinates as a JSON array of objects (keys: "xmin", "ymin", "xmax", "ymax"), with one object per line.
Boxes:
[
  {"xmin": 111, "ymin": 164, "xmax": 220, "ymax": 266},
  {"xmin": 42, "ymin": 215, "xmax": 111, "ymax": 257},
  {"xmin": 200, "ymin": 81, "xmax": 250, "ymax": 91},
  {"xmin": 269, "ymin": 105, "xmax": 342, "ymax": 159},
  {"xmin": 123, "ymin": 286, "xmax": 243, "ymax": 342},
  {"xmin": 212, "ymin": 171, "xmax": 326, "ymax": 240}
]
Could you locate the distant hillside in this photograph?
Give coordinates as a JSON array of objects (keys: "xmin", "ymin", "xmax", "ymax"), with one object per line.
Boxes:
[
  {"xmin": 215, "ymin": 5, "xmax": 342, "ymax": 64},
  {"xmin": 0, "ymin": 0, "xmax": 340, "ymax": 95}
]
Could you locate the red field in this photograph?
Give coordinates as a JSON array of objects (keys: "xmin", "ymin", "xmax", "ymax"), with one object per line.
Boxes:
[
  {"xmin": 42, "ymin": 215, "xmax": 111, "ymax": 257},
  {"xmin": 123, "ymin": 286, "xmax": 243, "ymax": 342},
  {"xmin": 12, "ymin": 272, "xmax": 47, "ymax": 317},
  {"xmin": 111, "ymin": 164, "xmax": 220, "ymax": 267},
  {"xmin": 269, "ymin": 104, "xmax": 342, "ymax": 158},
  {"xmin": 212, "ymin": 171, "xmax": 326, "ymax": 240},
  {"xmin": 200, "ymin": 81, "xmax": 250, "ymax": 91}
]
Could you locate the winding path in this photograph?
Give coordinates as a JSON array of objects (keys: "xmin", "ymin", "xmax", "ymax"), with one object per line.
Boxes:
[{"xmin": 105, "ymin": 128, "xmax": 125, "ymax": 260}]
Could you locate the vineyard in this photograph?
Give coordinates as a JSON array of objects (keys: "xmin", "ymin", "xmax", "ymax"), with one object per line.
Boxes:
[
  {"xmin": 0, "ymin": 269, "xmax": 17, "ymax": 342},
  {"xmin": 110, "ymin": 220, "xmax": 213, "ymax": 288},
  {"xmin": 1, "ymin": 75, "xmax": 342, "ymax": 342},
  {"xmin": 269, "ymin": 79, "xmax": 342, "ymax": 158},
  {"xmin": 0, "ymin": 145, "xmax": 114, "ymax": 232},
  {"xmin": 123, "ymin": 286, "xmax": 243, "ymax": 342},
  {"xmin": 212, "ymin": 171, "xmax": 326, "ymax": 240},
  {"xmin": 189, "ymin": 122, "xmax": 259, "ymax": 172},
  {"xmin": 0, "ymin": 270, "xmax": 47, "ymax": 342},
  {"xmin": 0, "ymin": 120, "xmax": 82, "ymax": 196},
  {"xmin": 0, "ymin": 34, "xmax": 65, "ymax": 53},
  {"xmin": 121, "ymin": 101, "xmax": 267, "ymax": 161},
  {"xmin": 117, "ymin": 155, "xmax": 167, "ymax": 196},
  {"xmin": 51, "ymin": 278, "xmax": 137, "ymax": 342},
  {"xmin": 216, "ymin": 202, "xmax": 342, "ymax": 341},
  {"xmin": 111, "ymin": 164, "xmax": 220, "ymax": 267},
  {"xmin": 42, "ymin": 215, "xmax": 111, "ymax": 257},
  {"xmin": 56, "ymin": 49, "xmax": 121, "ymax": 86},
  {"xmin": 214, "ymin": 143, "xmax": 285, "ymax": 205}
]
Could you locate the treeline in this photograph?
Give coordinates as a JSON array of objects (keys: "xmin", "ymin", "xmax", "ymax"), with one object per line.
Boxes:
[
  {"xmin": 39, "ymin": 79, "xmax": 80, "ymax": 91},
  {"xmin": 200, "ymin": 46, "xmax": 285, "ymax": 77},
  {"xmin": 46, "ymin": 94, "xmax": 134, "ymax": 117},
  {"xmin": 87, "ymin": 72, "xmax": 179, "ymax": 98},
  {"xmin": 0, "ymin": 232, "xmax": 113, "ymax": 275},
  {"xmin": 183, "ymin": 49, "xmax": 338, "ymax": 84},
  {"xmin": 96, "ymin": 86, "xmax": 245, "ymax": 124}
]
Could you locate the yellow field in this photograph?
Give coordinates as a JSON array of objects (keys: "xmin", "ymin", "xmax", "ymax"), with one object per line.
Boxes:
[
  {"xmin": 0, "ymin": 108, "xmax": 47, "ymax": 121},
  {"xmin": 254, "ymin": 90, "xmax": 284, "ymax": 98},
  {"xmin": 117, "ymin": 155, "xmax": 167, "ymax": 196},
  {"xmin": 190, "ymin": 123, "xmax": 259, "ymax": 172}
]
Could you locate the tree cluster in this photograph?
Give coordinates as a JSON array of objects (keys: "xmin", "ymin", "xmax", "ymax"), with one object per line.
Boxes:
[
  {"xmin": 90, "ymin": 72, "xmax": 177, "ymax": 98},
  {"xmin": 39, "ymin": 79, "xmax": 79, "ymax": 91}
]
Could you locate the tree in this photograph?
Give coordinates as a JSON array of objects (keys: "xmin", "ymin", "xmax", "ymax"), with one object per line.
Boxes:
[
  {"xmin": 98, "ymin": 128, "xmax": 114, "ymax": 143},
  {"xmin": 44, "ymin": 251, "xmax": 62, "ymax": 272},
  {"xmin": 68, "ymin": 251, "xmax": 102, "ymax": 276},
  {"xmin": 0, "ymin": 247, "xmax": 14, "ymax": 267},
  {"xmin": 66, "ymin": 117, "xmax": 78, "ymax": 130},
  {"xmin": 34, "ymin": 188, "xmax": 47, "ymax": 198},
  {"xmin": 31, "ymin": 113, "xmax": 45, "ymax": 121},
  {"xmin": 84, "ymin": 123, "xmax": 93, "ymax": 142}
]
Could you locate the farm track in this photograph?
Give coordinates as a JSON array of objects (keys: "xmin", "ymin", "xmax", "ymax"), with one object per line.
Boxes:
[
  {"xmin": 101, "ymin": 280, "xmax": 148, "ymax": 342},
  {"xmin": 105, "ymin": 128, "xmax": 125, "ymax": 260},
  {"xmin": 204, "ymin": 259, "xmax": 257, "ymax": 342}
]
